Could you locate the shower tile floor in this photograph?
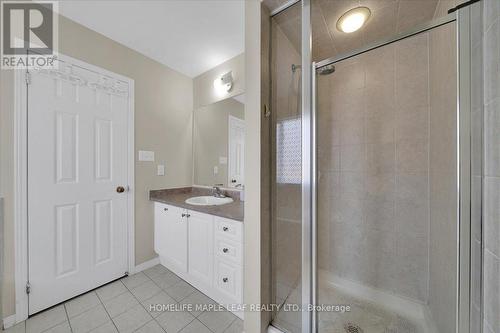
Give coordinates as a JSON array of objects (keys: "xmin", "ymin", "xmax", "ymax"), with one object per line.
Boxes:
[
  {"xmin": 273, "ymin": 284, "xmax": 419, "ymax": 333},
  {"xmin": 2, "ymin": 265, "xmax": 243, "ymax": 333}
]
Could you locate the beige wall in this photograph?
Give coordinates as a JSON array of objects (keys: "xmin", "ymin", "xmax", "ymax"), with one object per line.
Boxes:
[
  {"xmin": 0, "ymin": 14, "xmax": 194, "ymax": 317},
  {"xmin": 193, "ymin": 53, "xmax": 245, "ymax": 109},
  {"xmin": 193, "ymin": 98, "xmax": 244, "ymax": 187},
  {"xmin": 244, "ymin": 1, "xmax": 268, "ymax": 332}
]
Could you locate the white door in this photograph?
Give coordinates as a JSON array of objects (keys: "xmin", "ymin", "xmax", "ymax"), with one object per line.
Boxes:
[
  {"xmin": 163, "ymin": 206, "xmax": 188, "ymax": 273},
  {"xmin": 188, "ymin": 211, "xmax": 213, "ymax": 287},
  {"xmin": 228, "ymin": 116, "xmax": 245, "ymax": 188},
  {"xmin": 27, "ymin": 57, "xmax": 131, "ymax": 314}
]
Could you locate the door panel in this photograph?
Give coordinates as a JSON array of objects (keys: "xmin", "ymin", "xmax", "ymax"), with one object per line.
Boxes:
[
  {"xmin": 188, "ymin": 211, "xmax": 214, "ymax": 286},
  {"xmin": 228, "ymin": 116, "xmax": 245, "ymax": 187},
  {"xmin": 28, "ymin": 58, "xmax": 130, "ymax": 314},
  {"xmin": 164, "ymin": 206, "xmax": 188, "ymax": 272}
]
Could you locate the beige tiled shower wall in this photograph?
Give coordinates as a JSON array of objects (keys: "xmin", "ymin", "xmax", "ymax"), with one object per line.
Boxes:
[
  {"xmin": 483, "ymin": 0, "xmax": 500, "ymax": 332},
  {"xmin": 317, "ymin": 31, "xmax": 433, "ymax": 303},
  {"xmin": 317, "ymin": 22, "xmax": 458, "ymax": 312}
]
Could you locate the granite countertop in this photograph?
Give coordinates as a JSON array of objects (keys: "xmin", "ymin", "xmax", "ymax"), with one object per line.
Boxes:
[{"xmin": 149, "ymin": 187, "xmax": 244, "ymax": 222}]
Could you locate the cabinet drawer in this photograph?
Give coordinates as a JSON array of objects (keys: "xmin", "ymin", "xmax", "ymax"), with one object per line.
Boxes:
[
  {"xmin": 214, "ymin": 258, "xmax": 242, "ymax": 302},
  {"xmin": 215, "ymin": 217, "xmax": 242, "ymax": 241},
  {"xmin": 215, "ymin": 236, "xmax": 242, "ymax": 264}
]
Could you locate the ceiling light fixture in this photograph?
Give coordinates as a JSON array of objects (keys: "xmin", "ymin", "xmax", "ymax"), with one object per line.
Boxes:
[{"xmin": 336, "ymin": 7, "xmax": 371, "ymax": 33}]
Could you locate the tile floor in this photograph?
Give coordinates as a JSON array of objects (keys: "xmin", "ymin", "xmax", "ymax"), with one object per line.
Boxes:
[{"xmin": 3, "ymin": 265, "xmax": 243, "ymax": 333}]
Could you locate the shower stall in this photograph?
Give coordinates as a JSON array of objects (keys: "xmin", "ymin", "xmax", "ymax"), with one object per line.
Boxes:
[{"xmin": 265, "ymin": 0, "xmax": 484, "ymax": 332}]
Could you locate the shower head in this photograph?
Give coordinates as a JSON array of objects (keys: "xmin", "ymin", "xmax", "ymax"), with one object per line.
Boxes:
[{"xmin": 316, "ymin": 64, "xmax": 336, "ymax": 75}]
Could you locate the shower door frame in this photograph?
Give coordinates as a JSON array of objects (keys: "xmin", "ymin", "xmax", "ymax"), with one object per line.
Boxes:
[
  {"xmin": 269, "ymin": 1, "xmax": 479, "ymax": 332},
  {"xmin": 302, "ymin": 5, "xmax": 477, "ymax": 333}
]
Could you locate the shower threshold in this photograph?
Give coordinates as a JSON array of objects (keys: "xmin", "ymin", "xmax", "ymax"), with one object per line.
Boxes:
[{"xmin": 270, "ymin": 271, "xmax": 439, "ymax": 333}]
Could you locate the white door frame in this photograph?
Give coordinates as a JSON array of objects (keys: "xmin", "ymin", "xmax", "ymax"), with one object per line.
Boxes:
[
  {"xmin": 227, "ymin": 115, "xmax": 245, "ymax": 187},
  {"xmin": 13, "ymin": 53, "xmax": 135, "ymax": 323}
]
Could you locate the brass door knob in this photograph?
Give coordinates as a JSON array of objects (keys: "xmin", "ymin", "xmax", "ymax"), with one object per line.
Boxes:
[{"xmin": 116, "ymin": 186, "xmax": 125, "ymax": 193}]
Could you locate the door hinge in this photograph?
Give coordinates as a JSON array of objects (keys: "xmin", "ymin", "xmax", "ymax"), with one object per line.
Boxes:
[
  {"xmin": 26, "ymin": 282, "xmax": 31, "ymax": 294},
  {"xmin": 25, "ymin": 72, "xmax": 32, "ymax": 85}
]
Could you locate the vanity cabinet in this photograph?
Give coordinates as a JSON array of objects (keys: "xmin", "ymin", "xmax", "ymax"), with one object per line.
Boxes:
[
  {"xmin": 188, "ymin": 210, "xmax": 214, "ymax": 287},
  {"xmin": 153, "ymin": 202, "xmax": 243, "ymax": 318},
  {"xmin": 154, "ymin": 203, "xmax": 188, "ymax": 272}
]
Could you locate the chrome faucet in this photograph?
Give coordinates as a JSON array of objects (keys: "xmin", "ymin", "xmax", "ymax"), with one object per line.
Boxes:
[{"xmin": 212, "ymin": 184, "xmax": 226, "ymax": 198}]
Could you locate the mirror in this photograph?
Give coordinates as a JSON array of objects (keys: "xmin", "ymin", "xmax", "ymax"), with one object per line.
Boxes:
[{"xmin": 193, "ymin": 95, "xmax": 245, "ymax": 188}]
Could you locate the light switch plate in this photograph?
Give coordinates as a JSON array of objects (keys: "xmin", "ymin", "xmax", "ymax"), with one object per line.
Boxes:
[
  {"xmin": 157, "ymin": 164, "xmax": 165, "ymax": 176},
  {"xmin": 138, "ymin": 150, "xmax": 154, "ymax": 162},
  {"xmin": 214, "ymin": 166, "xmax": 219, "ymax": 175}
]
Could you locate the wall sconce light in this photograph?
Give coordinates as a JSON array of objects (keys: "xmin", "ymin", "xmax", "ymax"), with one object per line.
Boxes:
[{"xmin": 214, "ymin": 71, "xmax": 233, "ymax": 95}]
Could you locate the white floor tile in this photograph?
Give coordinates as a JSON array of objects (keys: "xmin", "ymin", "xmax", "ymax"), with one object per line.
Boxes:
[
  {"xmin": 179, "ymin": 319, "xmax": 211, "ymax": 333},
  {"xmin": 143, "ymin": 265, "xmax": 169, "ymax": 279},
  {"xmin": 112, "ymin": 304, "xmax": 152, "ymax": 333},
  {"xmin": 103, "ymin": 292, "xmax": 139, "ymax": 318},
  {"xmin": 164, "ymin": 281, "xmax": 196, "ymax": 302},
  {"xmin": 141, "ymin": 292, "xmax": 176, "ymax": 318},
  {"xmin": 26, "ymin": 305, "xmax": 67, "ymax": 333},
  {"xmin": 89, "ymin": 322, "xmax": 118, "ymax": 333},
  {"xmin": 198, "ymin": 310, "xmax": 237, "ymax": 333},
  {"xmin": 223, "ymin": 319, "xmax": 243, "ymax": 333},
  {"xmin": 44, "ymin": 321, "xmax": 71, "ymax": 333},
  {"xmin": 121, "ymin": 273, "xmax": 150, "ymax": 290},
  {"xmin": 156, "ymin": 310, "xmax": 195, "ymax": 333},
  {"xmin": 130, "ymin": 281, "xmax": 161, "ymax": 302},
  {"xmin": 69, "ymin": 305, "xmax": 110, "ymax": 333},
  {"xmin": 96, "ymin": 281, "xmax": 128, "ymax": 302},
  {"xmin": 134, "ymin": 320, "xmax": 165, "ymax": 333},
  {"xmin": 65, "ymin": 292, "xmax": 101, "ymax": 318},
  {"xmin": 150, "ymin": 271, "xmax": 181, "ymax": 290},
  {"xmin": 179, "ymin": 291, "xmax": 216, "ymax": 317}
]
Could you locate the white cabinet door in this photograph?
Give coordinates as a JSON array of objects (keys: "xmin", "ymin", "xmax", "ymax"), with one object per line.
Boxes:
[
  {"xmin": 154, "ymin": 203, "xmax": 171, "ymax": 257},
  {"xmin": 162, "ymin": 206, "xmax": 188, "ymax": 272},
  {"xmin": 27, "ymin": 59, "xmax": 130, "ymax": 315},
  {"xmin": 214, "ymin": 257, "xmax": 242, "ymax": 302},
  {"xmin": 188, "ymin": 211, "xmax": 214, "ymax": 286}
]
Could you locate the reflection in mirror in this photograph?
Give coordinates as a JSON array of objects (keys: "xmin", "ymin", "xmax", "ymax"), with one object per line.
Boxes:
[{"xmin": 193, "ymin": 95, "xmax": 245, "ymax": 188}]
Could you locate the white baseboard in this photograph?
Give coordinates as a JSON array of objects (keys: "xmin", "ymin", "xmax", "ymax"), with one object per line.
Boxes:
[
  {"xmin": 267, "ymin": 325, "xmax": 284, "ymax": 333},
  {"xmin": 132, "ymin": 257, "xmax": 160, "ymax": 274},
  {"xmin": 3, "ymin": 314, "xmax": 17, "ymax": 329}
]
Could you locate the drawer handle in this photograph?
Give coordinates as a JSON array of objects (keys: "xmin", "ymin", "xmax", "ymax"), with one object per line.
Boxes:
[
  {"xmin": 187, "ymin": 214, "xmax": 191, "ymax": 218},
  {"xmin": 164, "ymin": 208, "xmax": 168, "ymax": 211},
  {"xmin": 223, "ymin": 227, "xmax": 229, "ymax": 232},
  {"xmin": 222, "ymin": 248, "xmax": 229, "ymax": 253},
  {"xmin": 223, "ymin": 277, "xmax": 229, "ymax": 283},
  {"xmin": 182, "ymin": 213, "xmax": 186, "ymax": 217}
]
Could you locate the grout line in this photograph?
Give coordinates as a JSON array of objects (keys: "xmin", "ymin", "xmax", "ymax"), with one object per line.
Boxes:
[
  {"xmin": 95, "ymin": 280, "xmax": 129, "ymax": 305},
  {"xmin": 94, "ymin": 291, "xmax": 120, "ymax": 332},
  {"xmin": 62, "ymin": 304, "xmax": 73, "ymax": 333},
  {"xmin": 135, "ymin": 319, "xmax": 166, "ymax": 333}
]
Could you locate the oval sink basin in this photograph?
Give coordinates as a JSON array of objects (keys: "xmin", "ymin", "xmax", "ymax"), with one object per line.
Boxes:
[{"xmin": 185, "ymin": 196, "xmax": 233, "ymax": 206}]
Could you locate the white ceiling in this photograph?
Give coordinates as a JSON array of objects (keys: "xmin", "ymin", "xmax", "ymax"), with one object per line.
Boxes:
[{"xmin": 58, "ymin": 0, "xmax": 245, "ymax": 78}]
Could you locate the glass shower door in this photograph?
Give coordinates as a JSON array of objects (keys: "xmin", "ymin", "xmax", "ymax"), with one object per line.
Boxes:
[{"xmin": 270, "ymin": 1, "xmax": 304, "ymax": 332}]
